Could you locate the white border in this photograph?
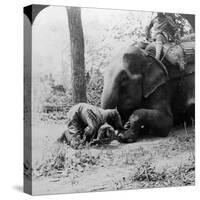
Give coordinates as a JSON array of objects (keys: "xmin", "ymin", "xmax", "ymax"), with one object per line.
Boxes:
[{"xmin": 0, "ymin": 0, "xmax": 199, "ymax": 199}]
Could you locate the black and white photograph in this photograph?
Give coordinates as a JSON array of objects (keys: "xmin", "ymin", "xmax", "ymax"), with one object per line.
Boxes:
[{"xmin": 24, "ymin": 4, "xmax": 195, "ymax": 195}]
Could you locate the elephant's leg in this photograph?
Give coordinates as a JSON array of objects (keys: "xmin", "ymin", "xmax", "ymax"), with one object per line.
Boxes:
[
  {"xmin": 118, "ymin": 108, "xmax": 173, "ymax": 143},
  {"xmin": 184, "ymin": 74, "xmax": 195, "ymax": 123}
]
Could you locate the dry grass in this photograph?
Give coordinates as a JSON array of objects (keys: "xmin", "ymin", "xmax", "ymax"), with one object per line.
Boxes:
[
  {"xmin": 33, "ymin": 143, "xmax": 101, "ymax": 178},
  {"xmin": 114, "ymin": 157, "xmax": 195, "ymax": 189},
  {"xmin": 31, "ymin": 126, "xmax": 195, "ymax": 192}
]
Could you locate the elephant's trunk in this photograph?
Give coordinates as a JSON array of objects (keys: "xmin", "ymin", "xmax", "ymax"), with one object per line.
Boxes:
[
  {"xmin": 101, "ymin": 90, "xmax": 118, "ymax": 109},
  {"xmin": 101, "ymin": 78, "xmax": 119, "ymax": 109}
]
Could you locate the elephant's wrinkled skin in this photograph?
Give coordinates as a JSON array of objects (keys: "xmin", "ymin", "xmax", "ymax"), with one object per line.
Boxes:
[{"xmin": 101, "ymin": 45, "xmax": 194, "ymax": 143}]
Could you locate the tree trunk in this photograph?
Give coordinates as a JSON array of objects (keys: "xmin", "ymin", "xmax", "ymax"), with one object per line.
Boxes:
[{"xmin": 67, "ymin": 7, "xmax": 87, "ymax": 104}]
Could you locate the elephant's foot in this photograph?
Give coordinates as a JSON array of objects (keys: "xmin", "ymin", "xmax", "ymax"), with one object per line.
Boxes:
[
  {"xmin": 117, "ymin": 127, "xmax": 139, "ymax": 143},
  {"xmin": 118, "ymin": 114, "xmax": 142, "ymax": 143},
  {"xmin": 118, "ymin": 133, "xmax": 138, "ymax": 143}
]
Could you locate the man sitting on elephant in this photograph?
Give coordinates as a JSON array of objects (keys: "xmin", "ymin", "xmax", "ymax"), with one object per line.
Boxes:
[
  {"xmin": 58, "ymin": 103, "xmax": 124, "ymax": 148},
  {"xmin": 145, "ymin": 13, "xmax": 185, "ymax": 70}
]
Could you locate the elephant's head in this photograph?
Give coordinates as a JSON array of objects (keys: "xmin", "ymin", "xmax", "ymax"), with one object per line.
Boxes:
[{"xmin": 101, "ymin": 45, "xmax": 168, "ymax": 122}]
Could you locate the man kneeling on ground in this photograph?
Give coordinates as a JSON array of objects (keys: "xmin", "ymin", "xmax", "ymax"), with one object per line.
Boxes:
[{"xmin": 58, "ymin": 103, "xmax": 124, "ymax": 148}]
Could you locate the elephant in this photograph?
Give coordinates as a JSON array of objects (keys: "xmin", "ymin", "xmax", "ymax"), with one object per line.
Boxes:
[{"xmin": 101, "ymin": 44, "xmax": 194, "ymax": 143}]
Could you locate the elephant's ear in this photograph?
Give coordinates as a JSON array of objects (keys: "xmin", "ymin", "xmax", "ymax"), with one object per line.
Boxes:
[{"xmin": 143, "ymin": 56, "xmax": 168, "ymax": 98}]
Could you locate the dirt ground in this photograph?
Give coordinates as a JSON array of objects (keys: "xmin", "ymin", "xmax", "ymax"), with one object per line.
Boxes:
[{"xmin": 30, "ymin": 121, "xmax": 195, "ymax": 195}]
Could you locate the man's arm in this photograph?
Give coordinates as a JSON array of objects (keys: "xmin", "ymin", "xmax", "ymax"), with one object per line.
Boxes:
[
  {"xmin": 145, "ymin": 19, "xmax": 154, "ymax": 40},
  {"xmin": 81, "ymin": 106, "xmax": 102, "ymax": 142}
]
